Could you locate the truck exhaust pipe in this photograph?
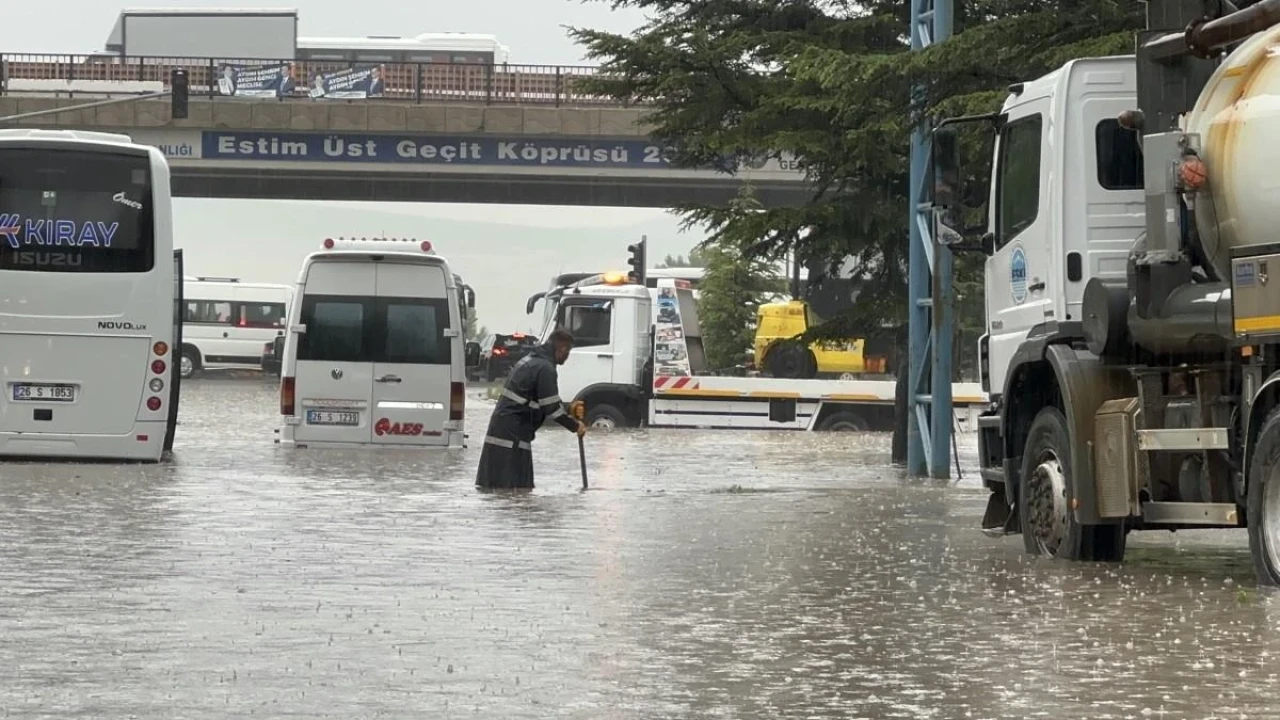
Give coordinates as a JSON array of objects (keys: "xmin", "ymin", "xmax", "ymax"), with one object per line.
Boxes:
[{"xmin": 1144, "ymin": 0, "xmax": 1280, "ymax": 61}]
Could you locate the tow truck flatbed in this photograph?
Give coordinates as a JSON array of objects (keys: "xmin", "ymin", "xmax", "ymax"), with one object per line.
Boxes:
[
  {"xmin": 651, "ymin": 375, "xmax": 986, "ymax": 431},
  {"xmin": 543, "ymin": 273, "xmax": 988, "ymax": 432}
]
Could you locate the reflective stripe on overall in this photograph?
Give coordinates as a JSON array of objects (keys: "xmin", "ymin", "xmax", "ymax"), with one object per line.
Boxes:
[{"xmin": 501, "ymin": 355, "xmax": 568, "ymax": 421}]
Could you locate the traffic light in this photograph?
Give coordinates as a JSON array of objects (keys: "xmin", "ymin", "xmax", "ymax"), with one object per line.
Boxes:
[
  {"xmin": 626, "ymin": 237, "xmax": 647, "ymax": 286},
  {"xmin": 170, "ymin": 69, "xmax": 189, "ymax": 120}
]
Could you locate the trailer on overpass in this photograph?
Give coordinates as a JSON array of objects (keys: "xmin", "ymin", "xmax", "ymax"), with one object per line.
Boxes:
[{"xmin": 101, "ymin": 8, "xmax": 300, "ymax": 60}]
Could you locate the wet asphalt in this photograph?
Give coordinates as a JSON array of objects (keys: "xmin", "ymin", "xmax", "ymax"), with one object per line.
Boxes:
[{"xmin": 1, "ymin": 377, "xmax": 1278, "ymax": 719}]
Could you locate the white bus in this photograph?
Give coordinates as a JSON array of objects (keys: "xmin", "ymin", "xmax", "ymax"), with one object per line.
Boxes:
[
  {"xmin": 296, "ymin": 33, "xmax": 511, "ymax": 65},
  {"xmin": 180, "ymin": 276, "xmax": 293, "ymax": 378},
  {"xmin": 0, "ymin": 129, "xmax": 182, "ymax": 462}
]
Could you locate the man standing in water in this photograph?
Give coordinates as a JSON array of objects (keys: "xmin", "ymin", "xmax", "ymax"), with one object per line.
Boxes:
[{"xmin": 475, "ymin": 329, "xmax": 586, "ymax": 490}]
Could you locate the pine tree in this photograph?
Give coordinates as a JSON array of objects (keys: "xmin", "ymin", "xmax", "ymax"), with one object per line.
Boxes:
[{"xmin": 570, "ymin": 0, "xmax": 1143, "ymax": 368}]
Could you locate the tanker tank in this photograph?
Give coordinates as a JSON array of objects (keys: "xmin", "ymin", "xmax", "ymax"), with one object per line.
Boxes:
[
  {"xmin": 1087, "ymin": 19, "xmax": 1280, "ymax": 359},
  {"xmin": 1184, "ymin": 23, "xmax": 1280, "ymax": 281}
]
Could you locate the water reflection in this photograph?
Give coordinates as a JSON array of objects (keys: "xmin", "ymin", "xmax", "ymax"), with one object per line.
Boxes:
[{"xmin": 0, "ymin": 378, "xmax": 1276, "ymax": 718}]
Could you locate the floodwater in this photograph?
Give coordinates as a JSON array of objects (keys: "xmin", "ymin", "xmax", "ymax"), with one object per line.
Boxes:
[{"xmin": 2, "ymin": 378, "xmax": 1279, "ymax": 719}]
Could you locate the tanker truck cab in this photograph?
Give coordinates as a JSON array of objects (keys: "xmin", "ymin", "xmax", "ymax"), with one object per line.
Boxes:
[
  {"xmin": 934, "ymin": 58, "xmax": 1153, "ymax": 557},
  {"xmin": 935, "ymin": 8, "xmax": 1280, "ymax": 584},
  {"xmin": 277, "ymin": 237, "xmax": 467, "ymax": 449},
  {"xmin": 970, "ymin": 56, "xmax": 1145, "ymax": 399}
]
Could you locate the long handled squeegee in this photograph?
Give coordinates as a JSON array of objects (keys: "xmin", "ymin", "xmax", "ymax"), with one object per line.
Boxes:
[{"xmin": 571, "ymin": 401, "xmax": 588, "ymax": 490}]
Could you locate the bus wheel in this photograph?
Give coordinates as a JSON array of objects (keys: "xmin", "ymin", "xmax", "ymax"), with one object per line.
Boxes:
[
  {"xmin": 586, "ymin": 403, "xmax": 627, "ymax": 429},
  {"xmin": 1018, "ymin": 406, "xmax": 1125, "ymax": 562},
  {"xmin": 1247, "ymin": 407, "xmax": 1280, "ymax": 586},
  {"xmin": 817, "ymin": 410, "xmax": 869, "ymax": 432},
  {"xmin": 180, "ymin": 347, "xmax": 202, "ymax": 379}
]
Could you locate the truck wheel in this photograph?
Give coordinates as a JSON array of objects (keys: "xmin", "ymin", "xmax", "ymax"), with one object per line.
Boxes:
[
  {"xmin": 766, "ymin": 341, "xmax": 816, "ymax": 379},
  {"xmin": 817, "ymin": 410, "xmax": 869, "ymax": 432},
  {"xmin": 586, "ymin": 403, "xmax": 628, "ymax": 429},
  {"xmin": 1247, "ymin": 407, "xmax": 1280, "ymax": 586},
  {"xmin": 180, "ymin": 347, "xmax": 201, "ymax": 380},
  {"xmin": 1018, "ymin": 406, "xmax": 1125, "ymax": 562}
]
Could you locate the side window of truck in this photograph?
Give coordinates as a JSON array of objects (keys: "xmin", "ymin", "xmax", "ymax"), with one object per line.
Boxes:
[
  {"xmin": 1095, "ymin": 119, "xmax": 1143, "ymax": 190},
  {"xmin": 995, "ymin": 113, "xmax": 1043, "ymax": 250}
]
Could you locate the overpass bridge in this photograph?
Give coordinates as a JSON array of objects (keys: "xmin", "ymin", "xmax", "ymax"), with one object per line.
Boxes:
[{"xmin": 0, "ymin": 53, "xmax": 810, "ymax": 207}]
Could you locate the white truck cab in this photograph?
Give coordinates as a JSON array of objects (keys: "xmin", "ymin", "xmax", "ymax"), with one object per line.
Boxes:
[
  {"xmin": 980, "ymin": 56, "xmax": 1145, "ymax": 395},
  {"xmin": 550, "ymin": 280, "xmax": 653, "ymax": 422},
  {"xmin": 277, "ymin": 237, "xmax": 470, "ymax": 449}
]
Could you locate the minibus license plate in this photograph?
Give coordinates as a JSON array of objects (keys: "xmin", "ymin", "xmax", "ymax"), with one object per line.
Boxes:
[
  {"xmin": 307, "ymin": 410, "xmax": 359, "ymax": 426},
  {"xmin": 12, "ymin": 383, "xmax": 76, "ymax": 402}
]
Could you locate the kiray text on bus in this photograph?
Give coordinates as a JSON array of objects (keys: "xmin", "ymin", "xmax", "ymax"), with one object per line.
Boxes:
[{"xmin": 0, "ymin": 214, "xmax": 120, "ymax": 249}]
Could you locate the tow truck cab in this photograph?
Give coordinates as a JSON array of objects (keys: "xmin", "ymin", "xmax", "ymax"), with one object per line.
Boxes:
[{"xmin": 544, "ymin": 277, "xmax": 656, "ymax": 427}]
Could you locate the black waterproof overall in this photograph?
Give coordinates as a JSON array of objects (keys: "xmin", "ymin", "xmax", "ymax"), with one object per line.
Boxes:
[{"xmin": 475, "ymin": 344, "xmax": 577, "ymax": 489}]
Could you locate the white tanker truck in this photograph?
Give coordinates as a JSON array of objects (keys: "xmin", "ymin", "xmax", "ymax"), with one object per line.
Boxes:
[{"xmin": 932, "ymin": 0, "xmax": 1280, "ymax": 584}]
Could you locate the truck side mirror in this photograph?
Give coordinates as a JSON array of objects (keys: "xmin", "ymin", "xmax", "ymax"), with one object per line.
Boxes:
[
  {"xmin": 465, "ymin": 341, "xmax": 481, "ymax": 368},
  {"xmin": 932, "ymin": 126, "xmax": 961, "ymax": 209},
  {"xmin": 525, "ymin": 292, "xmax": 546, "ymax": 315},
  {"xmin": 961, "ymin": 176, "xmax": 987, "ymax": 208},
  {"xmin": 467, "ymin": 288, "xmax": 476, "ymax": 309}
]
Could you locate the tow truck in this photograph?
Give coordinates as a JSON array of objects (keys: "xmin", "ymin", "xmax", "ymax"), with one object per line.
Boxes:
[{"xmin": 542, "ymin": 272, "xmax": 987, "ymax": 431}]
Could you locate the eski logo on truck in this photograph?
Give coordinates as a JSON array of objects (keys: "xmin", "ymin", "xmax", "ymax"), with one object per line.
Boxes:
[
  {"xmin": 97, "ymin": 321, "xmax": 147, "ymax": 331},
  {"xmin": 1010, "ymin": 247, "xmax": 1028, "ymax": 304}
]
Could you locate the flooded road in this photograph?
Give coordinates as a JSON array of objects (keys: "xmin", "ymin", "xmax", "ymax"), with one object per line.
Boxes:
[{"xmin": 2, "ymin": 379, "xmax": 1279, "ymax": 718}]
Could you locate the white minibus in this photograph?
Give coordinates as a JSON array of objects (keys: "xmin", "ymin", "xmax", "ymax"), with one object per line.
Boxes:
[
  {"xmin": 278, "ymin": 237, "xmax": 471, "ymax": 449},
  {"xmin": 180, "ymin": 276, "xmax": 293, "ymax": 378},
  {"xmin": 0, "ymin": 129, "xmax": 181, "ymax": 461}
]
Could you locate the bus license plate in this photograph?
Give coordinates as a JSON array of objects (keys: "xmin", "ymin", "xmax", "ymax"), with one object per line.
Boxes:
[
  {"xmin": 307, "ymin": 410, "xmax": 359, "ymax": 426},
  {"xmin": 12, "ymin": 383, "xmax": 76, "ymax": 402}
]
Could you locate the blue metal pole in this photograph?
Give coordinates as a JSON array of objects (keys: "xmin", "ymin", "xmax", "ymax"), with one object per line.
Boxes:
[
  {"xmin": 907, "ymin": 125, "xmax": 929, "ymax": 477},
  {"xmin": 906, "ymin": 0, "xmax": 931, "ymax": 477},
  {"xmin": 907, "ymin": 0, "xmax": 953, "ymax": 478},
  {"xmin": 929, "ymin": 0, "xmax": 954, "ymax": 480},
  {"xmin": 930, "ymin": 242, "xmax": 954, "ymax": 478}
]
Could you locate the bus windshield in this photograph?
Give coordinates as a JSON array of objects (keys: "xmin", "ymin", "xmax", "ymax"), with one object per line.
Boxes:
[{"xmin": 0, "ymin": 147, "xmax": 154, "ymax": 273}]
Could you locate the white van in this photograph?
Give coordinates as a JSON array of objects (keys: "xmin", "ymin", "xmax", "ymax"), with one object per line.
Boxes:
[
  {"xmin": 181, "ymin": 277, "xmax": 294, "ymax": 378},
  {"xmin": 277, "ymin": 237, "xmax": 474, "ymax": 449}
]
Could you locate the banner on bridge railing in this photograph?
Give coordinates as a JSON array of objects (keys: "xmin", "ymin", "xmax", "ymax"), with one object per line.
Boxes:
[
  {"xmin": 216, "ymin": 63, "xmax": 297, "ymax": 98},
  {"xmin": 308, "ymin": 66, "xmax": 385, "ymax": 100}
]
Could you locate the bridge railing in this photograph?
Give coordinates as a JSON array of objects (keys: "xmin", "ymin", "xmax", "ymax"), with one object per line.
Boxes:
[{"xmin": 0, "ymin": 53, "xmax": 641, "ymax": 107}]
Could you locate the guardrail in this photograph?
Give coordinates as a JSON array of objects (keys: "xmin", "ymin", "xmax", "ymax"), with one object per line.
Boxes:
[{"xmin": 0, "ymin": 53, "xmax": 640, "ymax": 107}]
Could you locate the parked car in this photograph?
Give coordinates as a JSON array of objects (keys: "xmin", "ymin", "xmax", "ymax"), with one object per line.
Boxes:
[{"xmin": 477, "ymin": 332, "xmax": 539, "ymax": 381}]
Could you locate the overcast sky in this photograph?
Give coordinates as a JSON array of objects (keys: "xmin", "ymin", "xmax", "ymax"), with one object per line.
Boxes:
[
  {"xmin": 5, "ymin": 0, "xmax": 643, "ymax": 64},
  {"xmin": 3, "ymin": 0, "xmax": 702, "ymax": 333}
]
